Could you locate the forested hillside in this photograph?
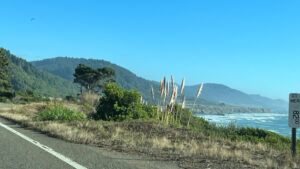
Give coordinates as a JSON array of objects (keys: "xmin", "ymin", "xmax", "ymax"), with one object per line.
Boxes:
[
  {"xmin": 3, "ymin": 49, "xmax": 78, "ymax": 97},
  {"xmin": 32, "ymin": 57, "xmax": 287, "ymax": 111},
  {"xmin": 32, "ymin": 57, "xmax": 159, "ymax": 101}
]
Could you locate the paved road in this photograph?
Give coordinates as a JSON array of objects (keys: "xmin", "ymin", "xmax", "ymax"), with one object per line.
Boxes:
[{"xmin": 0, "ymin": 109, "xmax": 179, "ymax": 169}]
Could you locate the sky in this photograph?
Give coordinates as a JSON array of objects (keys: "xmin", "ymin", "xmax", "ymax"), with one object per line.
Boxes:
[{"xmin": 0, "ymin": 0, "xmax": 300, "ymax": 100}]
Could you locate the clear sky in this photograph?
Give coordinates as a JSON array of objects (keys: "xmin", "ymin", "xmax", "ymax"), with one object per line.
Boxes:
[{"xmin": 0, "ymin": 0, "xmax": 300, "ymax": 100}]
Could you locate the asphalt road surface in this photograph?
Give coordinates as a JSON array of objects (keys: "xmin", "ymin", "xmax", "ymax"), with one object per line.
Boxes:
[{"xmin": 0, "ymin": 104, "xmax": 179, "ymax": 169}]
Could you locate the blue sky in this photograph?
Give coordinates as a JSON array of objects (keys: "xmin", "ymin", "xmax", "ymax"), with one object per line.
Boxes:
[{"xmin": 0, "ymin": 0, "xmax": 300, "ymax": 100}]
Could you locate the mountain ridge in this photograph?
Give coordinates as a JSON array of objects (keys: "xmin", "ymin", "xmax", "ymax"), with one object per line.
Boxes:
[
  {"xmin": 185, "ymin": 83, "xmax": 287, "ymax": 111},
  {"xmin": 3, "ymin": 49, "xmax": 78, "ymax": 97},
  {"xmin": 31, "ymin": 57, "xmax": 288, "ymax": 111}
]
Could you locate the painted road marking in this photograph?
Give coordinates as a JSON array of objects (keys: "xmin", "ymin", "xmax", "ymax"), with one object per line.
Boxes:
[{"xmin": 0, "ymin": 122, "xmax": 88, "ymax": 169}]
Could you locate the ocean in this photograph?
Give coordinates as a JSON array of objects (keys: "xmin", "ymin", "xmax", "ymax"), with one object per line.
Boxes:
[{"xmin": 196, "ymin": 112, "xmax": 299, "ymax": 138}]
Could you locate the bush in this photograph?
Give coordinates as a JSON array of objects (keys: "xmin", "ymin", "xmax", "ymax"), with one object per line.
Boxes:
[
  {"xmin": 39, "ymin": 103, "xmax": 87, "ymax": 121},
  {"xmin": 166, "ymin": 104, "xmax": 292, "ymax": 149},
  {"xmin": 0, "ymin": 96, "xmax": 7, "ymax": 102},
  {"xmin": 12, "ymin": 91, "xmax": 50, "ymax": 104},
  {"xmin": 188, "ymin": 118, "xmax": 292, "ymax": 150},
  {"xmin": 95, "ymin": 83, "xmax": 157, "ymax": 121},
  {"xmin": 168, "ymin": 104, "xmax": 210, "ymax": 129},
  {"xmin": 65, "ymin": 95, "xmax": 76, "ymax": 102}
]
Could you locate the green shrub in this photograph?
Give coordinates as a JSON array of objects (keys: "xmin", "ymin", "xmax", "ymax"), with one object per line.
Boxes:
[
  {"xmin": 39, "ymin": 103, "xmax": 87, "ymax": 121},
  {"xmin": 169, "ymin": 104, "xmax": 210, "ymax": 129},
  {"xmin": 0, "ymin": 96, "xmax": 7, "ymax": 102},
  {"xmin": 95, "ymin": 83, "xmax": 157, "ymax": 121},
  {"xmin": 187, "ymin": 118, "xmax": 292, "ymax": 150},
  {"xmin": 65, "ymin": 95, "xmax": 76, "ymax": 102},
  {"xmin": 164, "ymin": 105, "xmax": 291, "ymax": 150},
  {"xmin": 13, "ymin": 91, "xmax": 50, "ymax": 104}
]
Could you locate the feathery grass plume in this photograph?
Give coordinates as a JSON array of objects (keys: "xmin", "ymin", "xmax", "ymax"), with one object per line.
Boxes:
[
  {"xmin": 162, "ymin": 77, "xmax": 166, "ymax": 103},
  {"xmin": 157, "ymin": 79, "xmax": 164, "ymax": 120},
  {"xmin": 166, "ymin": 85, "xmax": 178, "ymax": 124},
  {"xmin": 180, "ymin": 77, "xmax": 185, "ymax": 95},
  {"xmin": 174, "ymin": 85, "xmax": 178, "ymax": 101},
  {"xmin": 172, "ymin": 85, "xmax": 178, "ymax": 122},
  {"xmin": 171, "ymin": 75, "xmax": 174, "ymax": 90},
  {"xmin": 196, "ymin": 82, "xmax": 204, "ymax": 98},
  {"xmin": 163, "ymin": 80, "xmax": 169, "ymax": 105},
  {"xmin": 151, "ymin": 86, "xmax": 155, "ymax": 101},
  {"xmin": 159, "ymin": 80, "xmax": 164, "ymax": 97},
  {"xmin": 166, "ymin": 81, "xmax": 169, "ymax": 96},
  {"xmin": 181, "ymin": 95, "xmax": 186, "ymax": 109},
  {"xmin": 178, "ymin": 95, "xmax": 186, "ymax": 125},
  {"xmin": 188, "ymin": 82, "xmax": 204, "ymax": 127},
  {"xmin": 163, "ymin": 76, "xmax": 166, "ymax": 91},
  {"xmin": 169, "ymin": 85, "xmax": 178, "ymax": 105},
  {"xmin": 163, "ymin": 85, "xmax": 167, "ymax": 104}
]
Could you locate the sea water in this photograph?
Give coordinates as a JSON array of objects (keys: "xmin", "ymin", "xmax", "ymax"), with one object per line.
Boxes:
[{"xmin": 196, "ymin": 112, "xmax": 298, "ymax": 137}]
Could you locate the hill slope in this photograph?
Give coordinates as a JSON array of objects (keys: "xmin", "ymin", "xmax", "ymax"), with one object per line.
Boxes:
[
  {"xmin": 32, "ymin": 57, "xmax": 158, "ymax": 101},
  {"xmin": 185, "ymin": 84, "xmax": 287, "ymax": 111},
  {"xmin": 32, "ymin": 57, "xmax": 287, "ymax": 111},
  {"xmin": 3, "ymin": 49, "xmax": 78, "ymax": 97}
]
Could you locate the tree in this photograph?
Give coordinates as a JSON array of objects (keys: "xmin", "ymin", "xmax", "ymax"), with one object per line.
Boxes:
[
  {"xmin": 73, "ymin": 64, "xmax": 116, "ymax": 94},
  {"xmin": 0, "ymin": 48, "xmax": 14, "ymax": 99}
]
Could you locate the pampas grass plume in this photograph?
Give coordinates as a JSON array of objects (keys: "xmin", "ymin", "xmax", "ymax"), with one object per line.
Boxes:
[
  {"xmin": 151, "ymin": 86, "xmax": 155, "ymax": 101},
  {"xmin": 196, "ymin": 83, "xmax": 204, "ymax": 98},
  {"xmin": 181, "ymin": 95, "xmax": 186, "ymax": 109},
  {"xmin": 180, "ymin": 77, "xmax": 185, "ymax": 95}
]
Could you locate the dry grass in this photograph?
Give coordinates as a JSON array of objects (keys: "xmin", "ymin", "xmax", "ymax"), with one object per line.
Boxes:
[
  {"xmin": 0, "ymin": 112, "xmax": 31, "ymax": 121},
  {"xmin": 0, "ymin": 103, "xmax": 298, "ymax": 169},
  {"xmin": 11, "ymin": 102, "xmax": 46, "ymax": 114},
  {"xmin": 81, "ymin": 92, "xmax": 100, "ymax": 106},
  {"xmin": 34, "ymin": 122, "xmax": 96, "ymax": 144}
]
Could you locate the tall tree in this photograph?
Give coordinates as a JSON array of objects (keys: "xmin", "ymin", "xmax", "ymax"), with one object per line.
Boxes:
[
  {"xmin": 73, "ymin": 64, "xmax": 115, "ymax": 94},
  {"xmin": 0, "ymin": 48, "xmax": 14, "ymax": 99}
]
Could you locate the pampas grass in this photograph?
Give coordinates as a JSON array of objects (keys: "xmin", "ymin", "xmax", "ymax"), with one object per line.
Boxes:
[
  {"xmin": 180, "ymin": 78, "xmax": 185, "ymax": 95},
  {"xmin": 151, "ymin": 86, "xmax": 155, "ymax": 102},
  {"xmin": 188, "ymin": 83, "xmax": 204, "ymax": 127},
  {"xmin": 159, "ymin": 80, "xmax": 164, "ymax": 97},
  {"xmin": 166, "ymin": 81, "xmax": 169, "ymax": 97},
  {"xmin": 181, "ymin": 95, "xmax": 186, "ymax": 109},
  {"xmin": 166, "ymin": 85, "xmax": 178, "ymax": 124},
  {"xmin": 152, "ymin": 75, "xmax": 203, "ymax": 127},
  {"xmin": 196, "ymin": 82, "xmax": 204, "ymax": 99},
  {"xmin": 163, "ymin": 81, "xmax": 167, "ymax": 104},
  {"xmin": 171, "ymin": 75, "xmax": 174, "ymax": 90}
]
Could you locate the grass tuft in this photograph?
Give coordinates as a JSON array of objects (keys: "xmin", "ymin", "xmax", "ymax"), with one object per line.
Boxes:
[{"xmin": 39, "ymin": 103, "xmax": 87, "ymax": 121}]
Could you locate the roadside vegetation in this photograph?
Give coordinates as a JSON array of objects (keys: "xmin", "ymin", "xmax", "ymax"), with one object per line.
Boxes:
[
  {"xmin": 0, "ymin": 58, "xmax": 299, "ymax": 168},
  {"xmin": 38, "ymin": 103, "xmax": 87, "ymax": 121}
]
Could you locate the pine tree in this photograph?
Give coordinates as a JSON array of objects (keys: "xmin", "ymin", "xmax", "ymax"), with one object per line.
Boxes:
[
  {"xmin": 73, "ymin": 64, "xmax": 115, "ymax": 94},
  {"xmin": 0, "ymin": 48, "xmax": 14, "ymax": 99}
]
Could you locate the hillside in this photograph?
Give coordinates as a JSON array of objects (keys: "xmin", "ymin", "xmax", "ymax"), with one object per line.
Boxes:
[
  {"xmin": 184, "ymin": 84, "xmax": 287, "ymax": 111},
  {"xmin": 3, "ymin": 49, "xmax": 78, "ymax": 97},
  {"xmin": 32, "ymin": 57, "xmax": 287, "ymax": 111},
  {"xmin": 32, "ymin": 57, "xmax": 159, "ymax": 101}
]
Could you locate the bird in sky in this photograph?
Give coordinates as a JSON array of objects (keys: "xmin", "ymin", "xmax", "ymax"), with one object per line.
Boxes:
[{"xmin": 30, "ymin": 18, "xmax": 35, "ymax": 22}]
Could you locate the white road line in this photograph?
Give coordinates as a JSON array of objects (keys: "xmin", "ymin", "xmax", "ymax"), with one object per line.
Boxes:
[{"xmin": 0, "ymin": 122, "xmax": 88, "ymax": 169}]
